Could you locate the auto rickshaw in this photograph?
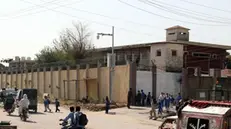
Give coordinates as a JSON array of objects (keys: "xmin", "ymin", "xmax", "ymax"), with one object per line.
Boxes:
[
  {"xmin": 177, "ymin": 100, "xmax": 231, "ymax": 129},
  {"xmin": 16, "ymin": 88, "xmax": 38, "ymax": 113}
]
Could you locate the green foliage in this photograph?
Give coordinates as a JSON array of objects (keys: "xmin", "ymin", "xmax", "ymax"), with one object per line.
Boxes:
[{"xmin": 36, "ymin": 22, "xmax": 95, "ymax": 64}]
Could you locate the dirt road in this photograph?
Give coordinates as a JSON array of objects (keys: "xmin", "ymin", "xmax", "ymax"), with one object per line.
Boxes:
[{"xmin": 0, "ymin": 104, "xmax": 162, "ymax": 129}]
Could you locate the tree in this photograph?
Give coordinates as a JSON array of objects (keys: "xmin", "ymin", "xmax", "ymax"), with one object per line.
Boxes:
[{"xmin": 36, "ymin": 22, "xmax": 95, "ymax": 63}]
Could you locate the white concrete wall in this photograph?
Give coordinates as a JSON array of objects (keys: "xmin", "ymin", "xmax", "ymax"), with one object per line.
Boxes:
[
  {"xmin": 150, "ymin": 43, "xmax": 183, "ymax": 71},
  {"xmin": 156, "ymin": 69, "xmax": 181, "ymax": 98},
  {"xmin": 165, "ymin": 44, "xmax": 184, "ymax": 70},
  {"xmin": 136, "ymin": 70, "xmax": 181, "ymax": 98},
  {"xmin": 150, "ymin": 44, "xmax": 167, "ymax": 70},
  {"xmin": 136, "ymin": 71, "xmax": 152, "ymax": 95}
]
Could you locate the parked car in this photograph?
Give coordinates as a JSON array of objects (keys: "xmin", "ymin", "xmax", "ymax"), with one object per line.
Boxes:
[{"xmin": 16, "ymin": 88, "xmax": 38, "ymax": 113}]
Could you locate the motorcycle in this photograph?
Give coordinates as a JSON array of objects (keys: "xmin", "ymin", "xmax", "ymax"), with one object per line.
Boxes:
[
  {"xmin": 59, "ymin": 119, "xmax": 85, "ymax": 129},
  {"xmin": 4, "ymin": 103, "xmax": 15, "ymax": 115},
  {"xmin": 59, "ymin": 119, "xmax": 70, "ymax": 129},
  {"xmin": 20, "ymin": 108, "xmax": 29, "ymax": 121}
]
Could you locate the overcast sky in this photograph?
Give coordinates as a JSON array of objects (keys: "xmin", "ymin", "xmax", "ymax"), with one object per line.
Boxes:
[{"xmin": 0, "ymin": 0, "xmax": 231, "ymax": 60}]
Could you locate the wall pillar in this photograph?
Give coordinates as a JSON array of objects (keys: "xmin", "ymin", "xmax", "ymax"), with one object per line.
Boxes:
[
  {"xmin": 43, "ymin": 67, "xmax": 46, "ymax": 94},
  {"xmin": 97, "ymin": 61, "xmax": 101, "ymax": 101},
  {"xmin": 129, "ymin": 62, "xmax": 137, "ymax": 105},
  {"xmin": 85, "ymin": 64, "xmax": 89, "ymax": 98},
  {"xmin": 58, "ymin": 66, "xmax": 62, "ymax": 99},
  {"xmin": 10, "ymin": 69, "xmax": 13, "ymax": 88},
  {"xmin": 6, "ymin": 70, "xmax": 8, "ymax": 87},
  {"xmin": 152, "ymin": 63, "xmax": 157, "ymax": 99},
  {"xmin": 15, "ymin": 69, "xmax": 18, "ymax": 88},
  {"xmin": 50, "ymin": 66, "xmax": 54, "ymax": 95},
  {"xmin": 31, "ymin": 68, "xmax": 34, "ymax": 88},
  {"xmin": 25, "ymin": 69, "xmax": 28, "ymax": 88},
  {"xmin": 182, "ymin": 68, "xmax": 188, "ymax": 99},
  {"xmin": 20, "ymin": 69, "xmax": 23, "ymax": 89},
  {"xmin": 66, "ymin": 66, "xmax": 70, "ymax": 100},
  {"xmin": 0, "ymin": 70, "xmax": 3, "ymax": 89},
  {"xmin": 76, "ymin": 65, "xmax": 80, "ymax": 105},
  {"xmin": 37, "ymin": 68, "xmax": 40, "ymax": 94}
]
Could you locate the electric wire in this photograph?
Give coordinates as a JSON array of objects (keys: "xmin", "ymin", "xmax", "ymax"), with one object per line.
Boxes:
[
  {"xmin": 17, "ymin": 0, "xmax": 155, "ymax": 36},
  {"xmin": 117, "ymin": 0, "xmax": 229, "ymax": 26},
  {"xmin": 140, "ymin": 0, "xmax": 231, "ymax": 24}
]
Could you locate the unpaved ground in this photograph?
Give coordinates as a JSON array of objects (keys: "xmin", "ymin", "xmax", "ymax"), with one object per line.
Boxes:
[{"xmin": 0, "ymin": 104, "xmax": 162, "ymax": 129}]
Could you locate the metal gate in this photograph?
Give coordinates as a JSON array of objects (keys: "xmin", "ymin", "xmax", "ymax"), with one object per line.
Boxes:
[
  {"xmin": 195, "ymin": 89, "xmax": 231, "ymax": 101},
  {"xmin": 63, "ymin": 80, "xmax": 78, "ymax": 101}
]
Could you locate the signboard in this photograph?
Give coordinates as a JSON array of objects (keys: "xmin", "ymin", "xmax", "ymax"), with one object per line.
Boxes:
[
  {"xmin": 199, "ymin": 92, "xmax": 205, "ymax": 98},
  {"xmin": 221, "ymin": 69, "xmax": 231, "ymax": 77}
]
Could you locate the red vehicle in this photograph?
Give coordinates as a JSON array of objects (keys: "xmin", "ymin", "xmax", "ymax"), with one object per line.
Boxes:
[{"xmin": 177, "ymin": 100, "xmax": 231, "ymax": 129}]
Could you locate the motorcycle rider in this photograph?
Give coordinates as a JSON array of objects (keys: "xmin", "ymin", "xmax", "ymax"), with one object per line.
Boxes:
[
  {"xmin": 0, "ymin": 88, "xmax": 6, "ymax": 103},
  {"xmin": 61, "ymin": 106, "xmax": 76, "ymax": 129},
  {"xmin": 4, "ymin": 92, "xmax": 15, "ymax": 112},
  {"xmin": 18, "ymin": 94, "xmax": 30, "ymax": 116}
]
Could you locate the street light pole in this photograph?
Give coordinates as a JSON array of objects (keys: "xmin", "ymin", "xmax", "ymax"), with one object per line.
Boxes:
[{"xmin": 97, "ymin": 26, "xmax": 115, "ymax": 101}]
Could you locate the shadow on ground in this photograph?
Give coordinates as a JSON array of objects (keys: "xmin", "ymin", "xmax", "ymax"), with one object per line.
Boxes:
[
  {"xmin": 29, "ymin": 112, "xmax": 45, "ymax": 115},
  {"xmin": 25, "ymin": 120, "xmax": 37, "ymax": 123},
  {"xmin": 130, "ymin": 107, "xmax": 147, "ymax": 110}
]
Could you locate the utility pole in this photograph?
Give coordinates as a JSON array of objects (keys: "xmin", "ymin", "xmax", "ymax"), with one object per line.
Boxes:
[{"xmin": 97, "ymin": 26, "xmax": 115, "ymax": 100}]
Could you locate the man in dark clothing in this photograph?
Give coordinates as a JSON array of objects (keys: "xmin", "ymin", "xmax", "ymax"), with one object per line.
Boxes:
[
  {"xmin": 146, "ymin": 92, "xmax": 151, "ymax": 106},
  {"xmin": 55, "ymin": 98, "xmax": 60, "ymax": 112},
  {"xmin": 141, "ymin": 90, "xmax": 146, "ymax": 106},
  {"xmin": 1, "ymin": 88, "xmax": 6, "ymax": 104},
  {"xmin": 136, "ymin": 91, "xmax": 141, "ymax": 106},
  {"xmin": 127, "ymin": 88, "xmax": 133, "ymax": 109}
]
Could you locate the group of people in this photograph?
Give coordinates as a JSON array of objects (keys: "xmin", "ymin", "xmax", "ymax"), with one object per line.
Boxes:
[
  {"xmin": 43, "ymin": 94, "xmax": 61, "ymax": 113},
  {"xmin": 150, "ymin": 92, "xmax": 182, "ymax": 120},
  {"xmin": 127, "ymin": 88, "xmax": 154, "ymax": 108},
  {"xmin": 135, "ymin": 90, "xmax": 153, "ymax": 107}
]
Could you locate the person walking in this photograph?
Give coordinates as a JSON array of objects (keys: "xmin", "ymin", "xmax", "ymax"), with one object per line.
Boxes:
[
  {"xmin": 165, "ymin": 93, "xmax": 170, "ymax": 112},
  {"xmin": 127, "ymin": 88, "xmax": 133, "ymax": 109},
  {"xmin": 158, "ymin": 99, "xmax": 163, "ymax": 119},
  {"xmin": 105, "ymin": 96, "xmax": 110, "ymax": 114},
  {"xmin": 146, "ymin": 92, "xmax": 151, "ymax": 106},
  {"xmin": 136, "ymin": 90, "xmax": 141, "ymax": 106},
  {"xmin": 176, "ymin": 93, "xmax": 182, "ymax": 105},
  {"xmin": 44, "ymin": 96, "xmax": 51, "ymax": 112},
  {"xmin": 55, "ymin": 98, "xmax": 60, "ymax": 112},
  {"xmin": 149, "ymin": 96, "xmax": 157, "ymax": 120},
  {"xmin": 141, "ymin": 90, "xmax": 146, "ymax": 106},
  {"xmin": 47, "ymin": 96, "xmax": 52, "ymax": 112}
]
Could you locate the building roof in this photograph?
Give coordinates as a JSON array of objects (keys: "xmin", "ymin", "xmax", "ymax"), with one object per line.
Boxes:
[
  {"xmin": 168, "ymin": 41, "xmax": 231, "ymax": 49},
  {"xmin": 95, "ymin": 40, "xmax": 231, "ymax": 52},
  {"xmin": 166, "ymin": 25, "xmax": 190, "ymax": 30},
  {"xmin": 95, "ymin": 42, "xmax": 153, "ymax": 52}
]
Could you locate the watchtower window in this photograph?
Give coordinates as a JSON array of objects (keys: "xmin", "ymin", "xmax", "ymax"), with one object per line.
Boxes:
[
  {"xmin": 156, "ymin": 50, "xmax": 161, "ymax": 56},
  {"xmin": 172, "ymin": 50, "xmax": 177, "ymax": 56},
  {"xmin": 168, "ymin": 33, "xmax": 175, "ymax": 35},
  {"xmin": 192, "ymin": 52, "xmax": 211, "ymax": 58},
  {"xmin": 179, "ymin": 32, "xmax": 187, "ymax": 35}
]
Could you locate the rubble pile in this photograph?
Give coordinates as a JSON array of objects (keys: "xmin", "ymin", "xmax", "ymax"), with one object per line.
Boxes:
[
  {"xmin": 82, "ymin": 103, "xmax": 126, "ymax": 111},
  {"xmin": 62, "ymin": 101, "xmax": 126, "ymax": 111}
]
